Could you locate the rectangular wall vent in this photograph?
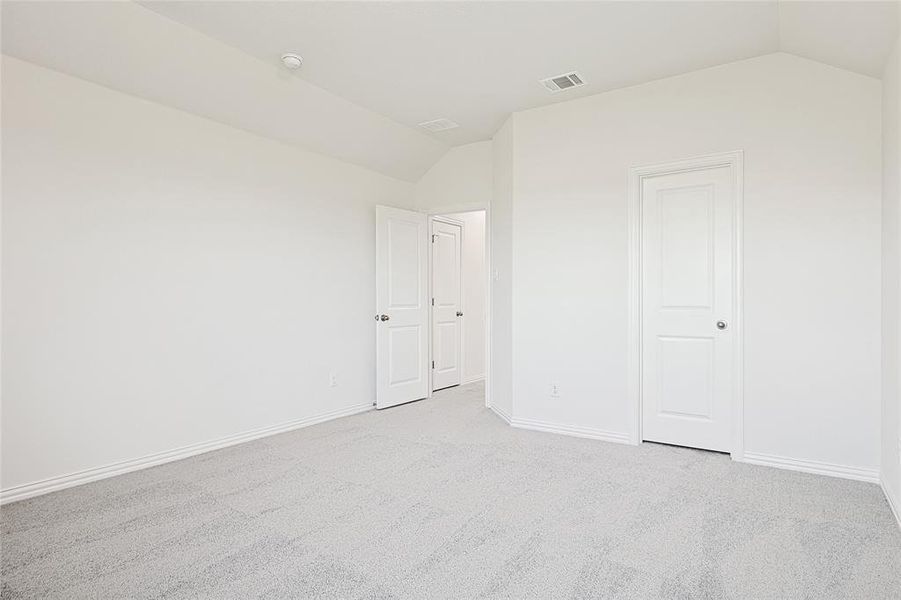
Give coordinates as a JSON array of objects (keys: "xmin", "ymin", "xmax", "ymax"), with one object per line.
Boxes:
[
  {"xmin": 418, "ymin": 118, "xmax": 460, "ymax": 132},
  {"xmin": 540, "ymin": 71, "xmax": 586, "ymax": 93}
]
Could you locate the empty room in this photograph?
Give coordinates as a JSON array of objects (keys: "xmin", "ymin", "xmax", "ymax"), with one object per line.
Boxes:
[{"xmin": 2, "ymin": 1, "xmax": 901, "ymax": 598}]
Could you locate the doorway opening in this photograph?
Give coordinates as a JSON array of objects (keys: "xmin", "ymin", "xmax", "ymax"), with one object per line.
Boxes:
[{"xmin": 374, "ymin": 205, "xmax": 489, "ymax": 410}]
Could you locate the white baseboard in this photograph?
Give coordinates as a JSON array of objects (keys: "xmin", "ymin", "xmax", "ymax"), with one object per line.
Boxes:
[
  {"xmin": 462, "ymin": 375, "xmax": 486, "ymax": 385},
  {"xmin": 739, "ymin": 451, "xmax": 879, "ymax": 483},
  {"xmin": 488, "ymin": 402, "xmax": 511, "ymax": 424},
  {"xmin": 510, "ymin": 417, "xmax": 631, "ymax": 446},
  {"xmin": 0, "ymin": 402, "xmax": 373, "ymax": 505},
  {"xmin": 883, "ymin": 478, "xmax": 901, "ymax": 530}
]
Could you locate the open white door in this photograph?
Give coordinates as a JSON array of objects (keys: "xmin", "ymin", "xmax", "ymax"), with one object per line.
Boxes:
[
  {"xmin": 376, "ymin": 205, "xmax": 429, "ymax": 409},
  {"xmin": 431, "ymin": 218, "xmax": 463, "ymax": 391}
]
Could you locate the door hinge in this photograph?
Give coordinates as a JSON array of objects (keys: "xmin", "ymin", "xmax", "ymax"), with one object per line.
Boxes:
[
  {"xmin": 432, "ymin": 360, "xmax": 435, "ymax": 369},
  {"xmin": 431, "ymin": 298, "xmax": 435, "ymax": 306},
  {"xmin": 431, "ymin": 234, "xmax": 437, "ymax": 243}
]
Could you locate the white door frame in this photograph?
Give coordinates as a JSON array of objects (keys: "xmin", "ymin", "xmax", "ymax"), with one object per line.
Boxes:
[
  {"xmin": 626, "ymin": 150, "xmax": 744, "ymax": 459},
  {"xmin": 425, "ymin": 206, "xmax": 490, "ymax": 408}
]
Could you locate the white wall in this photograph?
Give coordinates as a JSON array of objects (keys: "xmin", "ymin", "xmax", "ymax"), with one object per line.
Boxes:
[
  {"xmin": 882, "ymin": 33, "xmax": 901, "ymax": 518},
  {"xmin": 490, "ymin": 118, "xmax": 514, "ymax": 420},
  {"xmin": 415, "ymin": 141, "xmax": 492, "ymax": 213},
  {"xmin": 1, "ymin": 57, "xmax": 415, "ymax": 494},
  {"xmin": 509, "ymin": 53, "xmax": 882, "ymax": 475},
  {"xmin": 438, "ymin": 211, "xmax": 486, "ymax": 384}
]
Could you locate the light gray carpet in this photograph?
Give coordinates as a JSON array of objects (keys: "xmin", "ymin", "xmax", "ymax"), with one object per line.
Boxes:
[{"xmin": 2, "ymin": 382, "xmax": 900, "ymax": 599}]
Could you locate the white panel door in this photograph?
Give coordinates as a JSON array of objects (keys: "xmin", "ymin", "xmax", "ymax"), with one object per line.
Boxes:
[
  {"xmin": 376, "ymin": 205, "xmax": 429, "ymax": 409},
  {"xmin": 431, "ymin": 219, "xmax": 462, "ymax": 391},
  {"xmin": 641, "ymin": 166, "xmax": 734, "ymax": 452}
]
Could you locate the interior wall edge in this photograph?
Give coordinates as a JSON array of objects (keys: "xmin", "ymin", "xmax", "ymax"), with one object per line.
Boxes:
[
  {"xmin": 488, "ymin": 403, "xmax": 512, "ymax": 425},
  {"xmin": 883, "ymin": 476, "xmax": 901, "ymax": 529}
]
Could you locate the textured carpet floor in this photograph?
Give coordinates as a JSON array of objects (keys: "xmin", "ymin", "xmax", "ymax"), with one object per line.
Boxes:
[{"xmin": 2, "ymin": 381, "xmax": 900, "ymax": 599}]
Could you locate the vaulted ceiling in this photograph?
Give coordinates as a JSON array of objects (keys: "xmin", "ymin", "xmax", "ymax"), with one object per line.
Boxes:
[{"xmin": 3, "ymin": 1, "xmax": 898, "ymax": 181}]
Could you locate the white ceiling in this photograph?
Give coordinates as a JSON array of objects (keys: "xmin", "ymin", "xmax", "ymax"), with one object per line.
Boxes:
[
  {"xmin": 779, "ymin": 1, "xmax": 899, "ymax": 76},
  {"xmin": 3, "ymin": 1, "xmax": 899, "ymax": 181},
  {"xmin": 140, "ymin": 1, "xmax": 899, "ymax": 147},
  {"xmin": 1, "ymin": 1, "xmax": 447, "ymax": 182}
]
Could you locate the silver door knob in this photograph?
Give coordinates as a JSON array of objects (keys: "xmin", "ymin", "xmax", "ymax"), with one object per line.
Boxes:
[
  {"xmin": 456, "ymin": 311, "xmax": 464, "ymax": 317},
  {"xmin": 380, "ymin": 314, "xmax": 390, "ymax": 322},
  {"xmin": 716, "ymin": 320, "xmax": 727, "ymax": 330}
]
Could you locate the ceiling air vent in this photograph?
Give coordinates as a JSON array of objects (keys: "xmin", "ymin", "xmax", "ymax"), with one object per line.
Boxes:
[
  {"xmin": 540, "ymin": 71, "xmax": 585, "ymax": 93},
  {"xmin": 418, "ymin": 118, "xmax": 460, "ymax": 132}
]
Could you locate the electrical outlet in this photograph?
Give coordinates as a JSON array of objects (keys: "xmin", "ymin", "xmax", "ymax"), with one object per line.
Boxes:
[
  {"xmin": 329, "ymin": 370, "xmax": 338, "ymax": 388},
  {"xmin": 550, "ymin": 382, "xmax": 560, "ymax": 398}
]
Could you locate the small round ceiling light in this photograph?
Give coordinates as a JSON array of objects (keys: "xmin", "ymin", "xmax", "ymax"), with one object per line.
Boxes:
[{"xmin": 281, "ymin": 53, "xmax": 303, "ymax": 70}]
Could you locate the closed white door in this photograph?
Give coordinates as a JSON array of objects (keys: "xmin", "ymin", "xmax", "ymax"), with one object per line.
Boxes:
[
  {"xmin": 375, "ymin": 205, "xmax": 429, "ymax": 409},
  {"xmin": 431, "ymin": 219, "xmax": 462, "ymax": 391},
  {"xmin": 641, "ymin": 166, "xmax": 734, "ymax": 452}
]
